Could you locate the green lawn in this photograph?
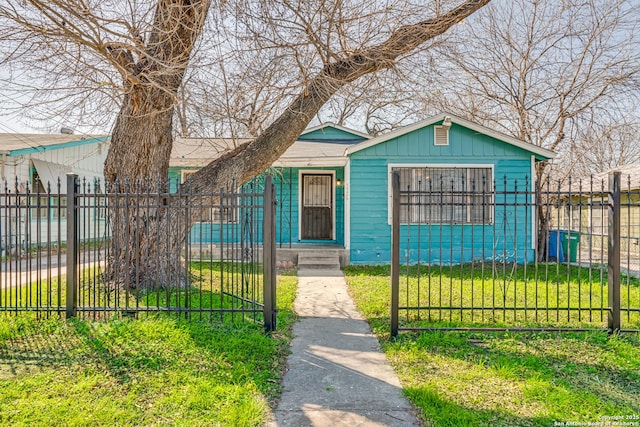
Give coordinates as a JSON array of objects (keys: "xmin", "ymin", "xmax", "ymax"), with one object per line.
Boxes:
[
  {"xmin": 344, "ymin": 265, "xmax": 640, "ymax": 427},
  {"xmin": 0, "ymin": 269, "xmax": 297, "ymax": 427},
  {"xmin": 345, "ymin": 264, "xmax": 640, "ymax": 329},
  {"xmin": 1, "ymin": 261, "xmax": 277, "ymax": 324}
]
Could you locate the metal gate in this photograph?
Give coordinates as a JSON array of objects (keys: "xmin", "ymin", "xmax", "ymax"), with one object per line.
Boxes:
[
  {"xmin": 390, "ymin": 171, "xmax": 640, "ymax": 336},
  {"xmin": 0, "ymin": 174, "xmax": 277, "ymax": 332}
]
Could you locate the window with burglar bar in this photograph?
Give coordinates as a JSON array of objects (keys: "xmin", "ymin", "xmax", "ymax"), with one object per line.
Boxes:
[
  {"xmin": 180, "ymin": 170, "xmax": 238, "ymax": 223},
  {"xmin": 393, "ymin": 166, "xmax": 493, "ymax": 224},
  {"xmin": 190, "ymin": 196, "xmax": 238, "ymax": 223}
]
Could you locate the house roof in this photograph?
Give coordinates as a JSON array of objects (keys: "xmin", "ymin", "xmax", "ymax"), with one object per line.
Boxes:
[
  {"xmin": 170, "ymin": 115, "xmax": 558, "ymax": 170},
  {"xmin": 273, "ymin": 140, "xmax": 352, "ymax": 167},
  {"xmin": 171, "ymin": 137, "xmax": 355, "ymax": 168},
  {"xmin": 344, "ymin": 112, "xmax": 556, "ymax": 160},
  {"xmin": 587, "ymin": 163, "xmax": 640, "ymax": 190},
  {"xmin": 170, "ymin": 137, "xmax": 251, "ymax": 167},
  {"xmin": 0, "ymin": 134, "xmax": 109, "ymax": 156},
  {"xmin": 171, "ymin": 123, "xmax": 367, "ymax": 168}
]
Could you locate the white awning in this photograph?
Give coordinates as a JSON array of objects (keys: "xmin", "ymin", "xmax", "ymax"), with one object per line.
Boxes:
[
  {"xmin": 31, "ymin": 159, "xmax": 70, "ymax": 193},
  {"xmin": 32, "ymin": 159, "xmax": 103, "ymax": 193}
]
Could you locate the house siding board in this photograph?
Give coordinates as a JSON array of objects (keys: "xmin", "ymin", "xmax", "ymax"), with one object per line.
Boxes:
[
  {"xmin": 270, "ymin": 167, "xmax": 344, "ymax": 245},
  {"xmin": 188, "ymin": 175, "xmax": 268, "ymax": 245},
  {"xmin": 168, "ymin": 167, "xmax": 200, "ymax": 193},
  {"xmin": 348, "ymin": 123, "xmax": 535, "ymax": 265},
  {"xmin": 168, "ymin": 168, "xmax": 181, "ymax": 192},
  {"xmin": 299, "ymin": 127, "xmax": 364, "ymax": 141}
]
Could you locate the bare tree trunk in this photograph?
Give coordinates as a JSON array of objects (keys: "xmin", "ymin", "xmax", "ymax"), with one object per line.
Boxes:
[
  {"xmin": 535, "ymin": 162, "xmax": 552, "ymax": 261},
  {"xmin": 105, "ymin": 92, "xmax": 175, "ymax": 185},
  {"xmin": 537, "ymin": 203, "xmax": 549, "ymax": 262},
  {"xmin": 101, "ymin": 0, "xmax": 210, "ymax": 289},
  {"xmin": 104, "ymin": 88, "xmax": 189, "ymax": 289},
  {"xmin": 105, "ymin": 184, "xmax": 191, "ymax": 291}
]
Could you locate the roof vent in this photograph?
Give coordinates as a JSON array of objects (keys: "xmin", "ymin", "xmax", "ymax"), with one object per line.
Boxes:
[
  {"xmin": 434, "ymin": 125, "xmax": 449, "ymax": 146},
  {"xmin": 60, "ymin": 127, "xmax": 74, "ymax": 135}
]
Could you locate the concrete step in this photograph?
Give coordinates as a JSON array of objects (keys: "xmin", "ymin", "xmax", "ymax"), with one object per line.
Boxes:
[
  {"xmin": 297, "ymin": 253, "xmax": 341, "ymax": 270},
  {"xmin": 297, "ymin": 262, "xmax": 341, "ymax": 270},
  {"xmin": 298, "ymin": 255, "xmax": 339, "ymax": 262}
]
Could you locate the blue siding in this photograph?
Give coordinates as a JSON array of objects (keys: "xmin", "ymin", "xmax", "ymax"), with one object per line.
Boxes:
[
  {"xmin": 300, "ymin": 127, "xmax": 366, "ymax": 142},
  {"xmin": 348, "ymin": 123, "xmax": 536, "ymax": 265},
  {"xmin": 187, "ymin": 175, "xmax": 268, "ymax": 245},
  {"xmin": 173, "ymin": 124, "xmax": 360, "ymax": 246},
  {"xmin": 183, "ymin": 167, "xmax": 345, "ymax": 246}
]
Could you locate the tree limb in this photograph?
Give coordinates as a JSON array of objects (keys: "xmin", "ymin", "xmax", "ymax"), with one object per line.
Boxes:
[{"xmin": 186, "ymin": 0, "xmax": 491, "ymax": 193}]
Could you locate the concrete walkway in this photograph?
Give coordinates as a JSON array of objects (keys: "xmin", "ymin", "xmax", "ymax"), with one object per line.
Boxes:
[{"xmin": 268, "ymin": 269, "xmax": 421, "ymax": 427}]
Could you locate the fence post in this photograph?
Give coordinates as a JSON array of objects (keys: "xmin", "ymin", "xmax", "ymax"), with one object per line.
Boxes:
[
  {"xmin": 66, "ymin": 173, "xmax": 78, "ymax": 319},
  {"xmin": 263, "ymin": 175, "xmax": 277, "ymax": 333},
  {"xmin": 608, "ymin": 172, "xmax": 621, "ymax": 333},
  {"xmin": 391, "ymin": 171, "xmax": 400, "ymax": 338}
]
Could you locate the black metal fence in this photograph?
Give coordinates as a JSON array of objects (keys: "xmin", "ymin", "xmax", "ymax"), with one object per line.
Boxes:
[
  {"xmin": 391, "ymin": 171, "xmax": 640, "ymax": 335},
  {"xmin": 0, "ymin": 174, "xmax": 277, "ymax": 331}
]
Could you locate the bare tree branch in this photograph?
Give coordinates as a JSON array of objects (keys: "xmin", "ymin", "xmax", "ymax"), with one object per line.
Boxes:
[{"xmin": 186, "ymin": 0, "xmax": 491, "ymax": 193}]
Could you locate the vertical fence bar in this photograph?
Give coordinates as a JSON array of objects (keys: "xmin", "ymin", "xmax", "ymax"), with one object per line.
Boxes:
[
  {"xmin": 263, "ymin": 175, "xmax": 277, "ymax": 332},
  {"xmin": 66, "ymin": 173, "xmax": 78, "ymax": 319},
  {"xmin": 608, "ymin": 172, "xmax": 621, "ymax": 333},
  {"xmin": 270, "ymin": 179, "xmax": 277, "ymax": 328},
  {"xmin": 391, "ymin": 171, "xmax": 400, "ymax": 338},
  {"xmin": 279, "ymin": 173, "xmax": 283, "ymax": 248}
]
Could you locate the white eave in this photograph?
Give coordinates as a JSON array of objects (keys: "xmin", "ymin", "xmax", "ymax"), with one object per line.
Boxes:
[
  {"xmin": 344, "ymin": 112, "xmax": 556, "ymax": 160},
  {"xmin": 273, "ymin": 157, "xmax": 347, "ymax": 167}
]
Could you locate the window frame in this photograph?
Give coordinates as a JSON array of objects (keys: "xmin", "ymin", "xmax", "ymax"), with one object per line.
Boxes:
[
  {"xmin": 181, "ymin": 169, "xmax": 198, "ymax": 184},
  {"xmin": 180, "ymin": 169, "xmax": 240, "ymax": 224},
  {"xmin": 387, "ymin": 163, "xmax": 494, "ymax": 225},
  {"xmin": 189, "ymin": 195, "xmax": 240, "ymax": 224}
]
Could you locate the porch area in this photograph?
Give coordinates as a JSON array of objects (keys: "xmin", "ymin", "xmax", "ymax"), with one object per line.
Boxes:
[{"xmin": 188, "ymin": 243, "xmax": 349, "ymax": 267}]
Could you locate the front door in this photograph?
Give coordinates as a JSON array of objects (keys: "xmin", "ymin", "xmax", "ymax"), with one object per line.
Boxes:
[{"xmin": 301, "ymin": 174, "xmax": 333, "ymax": 240}]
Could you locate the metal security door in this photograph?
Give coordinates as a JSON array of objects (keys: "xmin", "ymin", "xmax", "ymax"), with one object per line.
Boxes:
[{"xmin": 301, "ymin": 174, "xmax": 333, "ymax": 240}]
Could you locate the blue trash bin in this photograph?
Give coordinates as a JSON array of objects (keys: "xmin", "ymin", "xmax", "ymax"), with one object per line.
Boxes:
[{"xmin": 548, "ymin": 230, "xmax": 565, "ymax": 262}]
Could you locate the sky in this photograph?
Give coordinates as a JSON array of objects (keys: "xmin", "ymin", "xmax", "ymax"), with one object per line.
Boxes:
[
  {"xmin": 0, "ymin": 69, "xmax": 103, "ymax": 136},
  {"xmin": 0, "ymin": 114, "xmax": 36, "ymax": 134},
  {"xmin": 0, "ymin": 68, "xmax": 39, "ymax": 134},
  {"xmin": 0, "ymin": 85, "xmax": 56, "ymax": 134},
  {"xmin": 0, "ymin": 99, "xmax": 107, "ymax": 136}
]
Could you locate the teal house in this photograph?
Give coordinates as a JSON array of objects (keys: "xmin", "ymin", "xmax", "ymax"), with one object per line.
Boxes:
[{"xmin": 169, "ymin": 113, "xmax": 555, "ymax": 265}]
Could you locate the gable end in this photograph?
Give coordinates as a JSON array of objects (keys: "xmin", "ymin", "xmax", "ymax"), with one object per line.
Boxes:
[{"xmin": 345, "ymin": 113, "xmax": 555, "ymax": 160}]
